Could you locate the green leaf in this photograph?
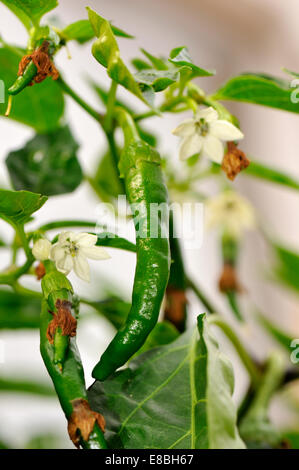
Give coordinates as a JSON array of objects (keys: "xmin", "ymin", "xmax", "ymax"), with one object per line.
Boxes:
[
  {"xmin": 96, "ymin": 233, "xmax": 136, "ymax": 253},
  {"xmin": 87, "ymin": 8, "xmax": 151, "ymax": 107},
  {"xmin": 62, "ymin": 19, "xmax": 134, "ymax": 44},
  {"xmin": 281, "ymin": 430, "xmax": 299, "ymax": 449},
  {"xmin": 244, "ymin": 160, "xmax": 299, "ymax": 191},
  {"xmin": 256, "ymin": 311, "xmax": 293, "ymax": 352},
  {"xmin": 88, "ymin": 314, "xmax": 245, "ymax": 449},
  {"xmin": 0, "ymin": 188, "xmax": 47, "ymax": 226},
  {"xmin": 1, "ymin": 0, "xmax": 58, "ymax": 29},
  {"xmin": 0, "ymin": 46, "xmax": 64, "ymax": 132},
  {"xmin": 6, "ymin": 126, "xmax": 83, "ymax": 196},
  {"xmin": 90, "ymin": 149, "xmax": 124, "ymax": 203},
  {"xmin": 0, "ymin": 289, "xmax": 41, "ymax": 329},
  {"xmin": 131, "ymin": 58, "xmax": 151, "ymax": 71},
  {"xmin": 213, "ymin": 73, "xmax": 299, "ymax": 113},
  {"xmin": 141, "ymin": 48, "xmax": 168, "ymax": 71},
  {"xmin": 271, "ymin": 243, "xmax": 299, "ymax": 293},
  {"xmin": 135, "ymin": 69, "xmax": 179, "ymax": 92},
  {"xmin": 169, "ymin": 46, "xmax": 214, "ymax": 78}
]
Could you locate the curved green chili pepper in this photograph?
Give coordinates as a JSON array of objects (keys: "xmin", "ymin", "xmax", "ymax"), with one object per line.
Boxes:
[
  {"xmin": 40, "ymin": 262, "xmax": 107, "ymax": 449},
  {"xmin": 8, "ymin": 61, "xmax": 37, "ymax": 95},
  {"xmin": 92, "ymin": 108, "xmax": 170, "ymax": 381}
]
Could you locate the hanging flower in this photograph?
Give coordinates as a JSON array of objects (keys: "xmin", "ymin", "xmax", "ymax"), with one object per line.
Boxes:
[
  {"xmin": 172, "ymin": 107, "xmax": 244, "ymax": 163},
  {"xmin": 50, "ymin": 232, "xmax": 110, "ymax": 282},
  {"xmin": 205, "ymin": 190, "xmax": 255, "ymax": 238},
  {"xmin": 32, "ymin": 238, "xmax": 51, "ymax": 261}
]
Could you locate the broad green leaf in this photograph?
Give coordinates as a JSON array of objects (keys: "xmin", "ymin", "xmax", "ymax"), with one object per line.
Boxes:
[
  {"xmin": 86, "ymin": 296, "xmax": 131, "ymax": 330},
  {"xmin": 271, "ymin": 243, "xmax": 299, "ymax": 293},
  {"xmin": 1, "ymin": 0, "xmax": 58, "ymax": 29},
  {"xmin": 62, "ymin": 19, "xmax": 134, "ymax": 44},
  {"xmin": 88, "ymin": 8, "xmax": 151, "ymax": 107},
  {"xmin": 213, "ymin": 74, "xmax": 299, "ymax": 113},
  {"xmin": 244, "ymin": 160, "xmax": 299, "ymax": 191},
  {"xmin": 0, "ymin": 376, "xmax": 54, "ymax": 396},
  {"xmin": 169, "ymin": 46, "xmax": 214, "ymax": 78},
  {"xmin": 6, "ymin": 126, "xmax": 83, "ymax": 196},
  {"xmin": 88, "ymin": 314, "xmax": 245, "ymax": 449},
  {"xmin": 0, "ymin": 289, "xmax": 41, "ymax": 328},
  {"xmin": 96, "ymin": 233, "xmax": 136, "ymax": 253},
  {"xmin": 0, "ymin": 47, "xmax": 64, "ymax": 132},
  {"xmin": 0, "ymin": 189, "xmax": 47, "ymax": 226}
]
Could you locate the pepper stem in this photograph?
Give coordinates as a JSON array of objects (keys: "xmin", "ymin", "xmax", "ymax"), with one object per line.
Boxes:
[{"xmin": 5, "ymin": 95, "xmax": 12, "ymax": 117}]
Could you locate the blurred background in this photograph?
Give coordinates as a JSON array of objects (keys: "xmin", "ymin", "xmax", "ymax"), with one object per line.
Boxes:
[{"xmin": 0, "ymin": 0, "xmax": 299, "ymax": 448}]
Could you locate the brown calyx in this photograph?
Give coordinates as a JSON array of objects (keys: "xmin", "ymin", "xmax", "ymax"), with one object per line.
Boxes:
[
  {"xmin": 18, "ymin": 40, "xmax": 59, "ymax": 86},
  {"xmin": 46, "ymin": 299, "xmax": 77, "ymax": 344},
  {"xmin": 218, "ymin": 263, "xmax": 242, "ymax": 293},
  {"xmin": 164, "ymin": 287, "xmax": 188, "ymax": 332},
  {"xmin": 68, "ymin": 398, "xmax": 106, "ymax": 448},
  {"xmin": 221, "ymin": 141, "xmax": 250, "ymax": 180},
  {"xmin": 35, "ymin": 262, "xmax": 46, "ymax": 280}
]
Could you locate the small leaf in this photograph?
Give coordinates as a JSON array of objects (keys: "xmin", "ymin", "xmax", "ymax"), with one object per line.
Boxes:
[
  {"xmin": 141, "ymin": 48, "xmax": 168, "ymax": 71},
  {"xmin": 135, "ymin": 69, "xmax": 179, "ymax": 92},
  {"xmin": 88, "ymin": 314, "xmax": 245, "ymax": 449},
  {"xmin": 62, "ymin": 19, "xmax": 134, "ymax": 45},
  {"xmin": 256, "ymin": 311, "xmax": 294, "ymax": 352},
  {"xmin": 1, "ymin": 0, "xmax": 58, "ymax": 29},
  {"xmin": 0, "ymin": 46, "xmax": 64, "ymax": 132},
  {"xmin": 244, "ymin": 160, "xmax": 299, "ymax": 191},
  {"xmin": 271, "ymin": 243, "xmax": 299, "ymax": 293},
  {"xmin": 169, "ymin": 46, "xmax": 214, "ymax": 78},
  {"xmin": 90, "ymin": 149, "xmax": 125, "ymax": 203},
  {"xmin": 0, "ymin": 289, "xmax": 41, "ymax": 329},
  {"xmin": 131, "ymin": 58, "xmax": 151, "ymax": 71},
  {"xmin": 96, "ymin": 233, "xmax": 136, "ymax": 253},
  {"xmin": 0, "ymin": 188, "xmax": 47, "ymax": 226},
  {"xmin": 87, "ymin": 8, "xmax": 151, "ymax": 107},
  {"xmin": 213, "ymin": 74, "xmax": 299, "ymax": 113},
  {"xmin": 6, "ymin": 126, "xmax": 83, "ymax": 196}
]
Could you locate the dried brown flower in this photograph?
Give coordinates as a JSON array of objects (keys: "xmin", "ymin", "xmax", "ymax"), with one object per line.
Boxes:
[
  {"xmin": 47, "ymin": 299, "xmax": 77, "ymax": 344},
  {"xmin": 18, "ymin": 41, "xmax": 59, "ymax": 86},
  {"xmin": 68, "ymin": 398, "xmax": 106, "ymax": 448},
  {"xmin": 222, "ymin": 141, "xmax": 250, "ymax": 180},
  {"xmin": 35, "ymin": 262, "xmax": 46, "ymax": 280},
  {"xmin": 218, "ymin": 263, "xmax": 242, "ymax": 293}
]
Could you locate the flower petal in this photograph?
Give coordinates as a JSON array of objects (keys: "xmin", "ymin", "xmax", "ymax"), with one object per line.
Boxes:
[
  {"xmin": 58, "ymin": 231, "xmax": 74, "ymax": 244},
  {"xmin": 179, "ymin": 134, "xmax": 203, "ymax": 161},
  {"xmin": 202, "ymin": 135, "xmax": 224, "ymax": 163},
  {"xmin": 172, "ymin": 119, "xmax": 195, "ymax": 137},
  {"xmin": 195, "ymin": 106, "xmax": 218, "ymax": 122},
  {"xmin": 73, "ymin": 232, "xmax": 97, "ymax": 247},
  {"xmin": 50, "ymin": 244, "xmax": 66, "ymax": 263},
  {"xmin": 73, "ymin": 254, "xmax": 90, "ymax": 282},
  {"xmin": 56, "ymin": 253, "xmax": 73, "ymax": 275},
  {"xmin": 80, "ymin": 245, "xmax": 110, "ymax": 260},
  {"xmin": 209, "ymin": 120, "xmax": 244, "ymax": 141}
]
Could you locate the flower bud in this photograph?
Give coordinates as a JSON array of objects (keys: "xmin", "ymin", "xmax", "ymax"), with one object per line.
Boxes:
[{"xmin": 32, "ymin": 238, "xmax": 51, "ymax": 261}]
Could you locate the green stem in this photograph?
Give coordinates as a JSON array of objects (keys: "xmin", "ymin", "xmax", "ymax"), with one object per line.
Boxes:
[
  {"xmin": 39, "ymin": 220, "xmax": 97, "ymax": 232},
  {"xmin": 207, "ymin": 315, "xmax": 262, "ymax": 388},
  {"xmin": 57, "ymin": 76, "xmax": 103, "ymax": 123},
  {"xmin": 104, "ymin": 80, "xmax": 117, "ymax": 132},
  {"xmin": 185, "ymin": 277, "xmax": 217, "ymax": 314}
]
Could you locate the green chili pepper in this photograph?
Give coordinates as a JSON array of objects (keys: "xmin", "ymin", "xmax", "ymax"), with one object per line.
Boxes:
[
  {"xmin": 8, "ymin": 61, "xmax": 37, "ymax": 95},
  {"xmin": 40, "ymin": 263, "xmax": 107, "ymax": 448},
  {"xmin": 92, "ymin": 108, "xmax": 170, "ymax": 381}
]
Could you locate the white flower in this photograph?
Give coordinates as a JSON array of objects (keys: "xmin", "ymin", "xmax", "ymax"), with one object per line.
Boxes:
[
  {"xmin": 172, "ymin": 107, "xmax": 244, "ymax": 163},
  {"xmin": 50, "ymin": 232, "xmax": 110, "ymax": 282},
  {"xmin": 205, "ymin": 190, "xmax": 255, "ymax": 238},
  {"xmin": 32, "ymin": 238, "xmax": 51, "ymax": 261}
]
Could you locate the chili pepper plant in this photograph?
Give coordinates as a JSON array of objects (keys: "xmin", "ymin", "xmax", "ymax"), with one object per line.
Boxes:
[{"xmin": 0, "ymin": 0, "xmax": 298, "ymax": 450}]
